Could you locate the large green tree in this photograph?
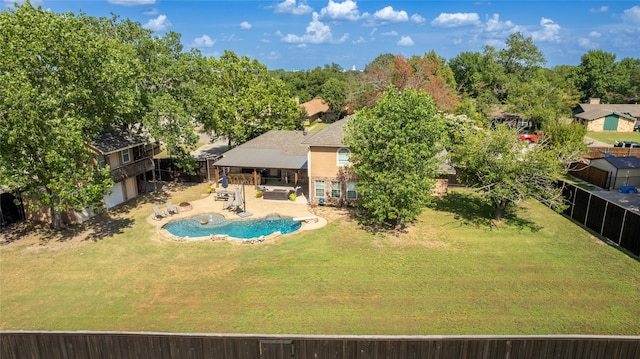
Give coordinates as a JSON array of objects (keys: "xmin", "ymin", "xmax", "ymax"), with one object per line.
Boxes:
[
  {"xmin": 576, "ymin": 50, "xmax": 620, "ymax": 102},
  {"xmin": 200, "ymin": 51, "xmax": 304, "ymax": 146},
  {"xmin": 0, "ymin": 3, "xmax": 142, "ymax": 227},
  {"xmin": 449, "ymin": 125, "xmax": 566, "ymax": 221},
  {"xmin": 344, "ymin": 87, "xmax": 446, "ymax": 228},
  {"xmin": 319, "ymin": 77, "xmax": 347, "ymax": 119}
]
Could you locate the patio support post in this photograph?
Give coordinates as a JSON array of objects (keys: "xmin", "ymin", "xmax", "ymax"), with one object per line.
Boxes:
[
  {"xmin": 253, "ymin": 169, "xmax": 258, "ymax": 189},
  {"xmin": 294, "ymin": 171, "xmax": 298, "ymax": 186},
  {"xmin": 214, "ymin": 166, "xmax": 219, "ymax": 188}
]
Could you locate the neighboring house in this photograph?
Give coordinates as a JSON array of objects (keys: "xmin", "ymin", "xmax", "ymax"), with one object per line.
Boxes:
[
  {"xmin": 491, "ymin": 109, "xmax": 531, "ymax": 129},
  {"xmin": 590, "ymin": 156, "xmax": 640, "ymax": 190},
  {"xmin": 213, "ymin": 130, "xmax": 310, "ymax": 188},
  {"xmin": 88, "ymin": 128, "xmax": 155, "ymax": 211},
  {"xmin": 302, "ymin": 117, "xmax": 358, "ymax": 206},
  {"xmin": 300, "ymin": 98, "xmax": 334, "ymax": 124},
  {"xmin": 573, "ymin": 98, "xmax": 640, "ymax": 132}
]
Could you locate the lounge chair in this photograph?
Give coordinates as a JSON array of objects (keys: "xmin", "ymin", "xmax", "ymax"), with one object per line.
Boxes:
[
  {"xmin": 166, "ymin": 201, "xmax": 178, "ymax": 215},
  {"xmin": 152, "ymin": 206, "xmax": 166, "ymax": 220}
]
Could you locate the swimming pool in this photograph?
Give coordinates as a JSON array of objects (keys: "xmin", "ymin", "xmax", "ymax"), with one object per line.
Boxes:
[{"xmin": 162, "ymin": 213, "xmax": 301, "ymax": 239}]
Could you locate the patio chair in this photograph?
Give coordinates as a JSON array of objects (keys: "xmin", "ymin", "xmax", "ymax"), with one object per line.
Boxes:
[
  {"xmin": 166, "ymin": 201, "xmax": 178, "ymax": 215},
  {"xmin": 152, "ymin": 206, "xmax": 166, "ymax": 220},
  {"xmin": 223, "ymin": 195, "xmax": 235, "ymax": 210}
]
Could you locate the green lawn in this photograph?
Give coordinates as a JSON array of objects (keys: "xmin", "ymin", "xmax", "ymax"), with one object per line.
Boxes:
[
  {"xmin": 587, "ymin": 131, "xmax": 640, "ymax": 145},
  {"xmin": 1, "ymin": 185, "xmax": 639, "ymax": 335}
]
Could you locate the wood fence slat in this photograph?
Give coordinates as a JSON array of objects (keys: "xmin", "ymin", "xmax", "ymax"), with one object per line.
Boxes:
[{"xmin": 2, "ymin": 332, "xmax": 640, "ymax": 359}]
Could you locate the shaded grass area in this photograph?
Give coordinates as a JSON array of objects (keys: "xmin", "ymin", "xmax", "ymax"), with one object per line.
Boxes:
[
  {"xmin": 587, "ymin": 131, "xmax": 640, "ymax": 145},
  {"xmin": 1, "ymin": 187, "xmax": 639, "ymax": 335}
]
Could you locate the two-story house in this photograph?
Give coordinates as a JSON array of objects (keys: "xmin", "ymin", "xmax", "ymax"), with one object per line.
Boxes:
[
  {"xmin": 302, "ymin": 117, "xmax": 358, "ymax": 205},
  {"xmin": 88, "ymin": 127, "xmax": 156, "ymax": 211}
]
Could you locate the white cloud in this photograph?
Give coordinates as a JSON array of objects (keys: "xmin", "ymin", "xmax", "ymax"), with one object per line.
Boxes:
[
  {"xmin": 274, "ymin": 0, "xmax": 312, "ymax": 15},
  {"xmin": 397, "ymin": 35, "xmax": 414, "ymax": 46},
  {"xmin": 352, "ymin": 36, "xmax": 367, "ymax": 44},
  {"xmin": 381, "ymin": 30, "xmax": 398, "ymax": 36},
  {"xmin": 589, "ymin": 31, "xmax": 601, "ymax": 37},
  {"xmin": 143, "ymin": 14, "xmax": 171, "ymax": 32},
  {"xmin": 107, "ymin": 0, "xmax": 156, "ymax": 5},
  {"xmin": 192, "ymin": 35, "xmax": 215, "ymax": 48},
  {"xmin": 319, "ymin": 0, "xmax": 360, "ymax": 21},
  {"xmin": 431, "ymin": 13, "xmax": 480, "ymax": 28},
  {"xmin": 483, "ymin": 14, "xmax": 521, "ymax": 35},
  {"xmin": 578, "ymin": 37, "xmax": 598, "ymax": 49},
  {"xmin": 143, "ymin": 8, "xmax": 158, "ymax": 16},
  {"xmin": 531, "ymin": 17, "xmax": 561, "ymax": 42},
  {"xmin": 240, "ymin": 21, "xmax": 252, "ymax": 30},
  {"xmin": 621, "ymin": 5, "xmax": 640, "ymax": 25},
  {"xmin": 281, "ymin": 12, "xmax": 348, "ymax": 44},
  {"xmin": 589, "ymin": 6, "xmax": 608, "ymax": 13},
  {"xmin": 411, "ymin": 14, "xmax": 426, "ymax": 25},
  {"xmin": 368, "ymin": 6, "xmax": 408, "ymax": 25}
]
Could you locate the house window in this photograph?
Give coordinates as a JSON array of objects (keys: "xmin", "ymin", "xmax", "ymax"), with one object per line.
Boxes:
[
  {"xmin": 346, "ymin": 181, "xmax": 357, "ymax": 200},
  {"xmin": 121, "ymin": 149, "xmax": 131, "ymax": 164},
  {"xmin": 331, "ymin": 181, "xmax": 341, "ymax": 198},
  {"xmin": 314, "ymin": 180, "xmax": 325, "ymax": 198},
  {"xmin": 337, "ymin": 148, "xmax": 351, "ymax": 166},
  {"xmin": 97, "ymin": 155, "xmax": 106, "ymax": 168}
]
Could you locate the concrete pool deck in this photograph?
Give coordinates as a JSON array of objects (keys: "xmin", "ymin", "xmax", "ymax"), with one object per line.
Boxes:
[{"xmin": 147, "ymin": 187, "xmax": 327, "ymax": 243}]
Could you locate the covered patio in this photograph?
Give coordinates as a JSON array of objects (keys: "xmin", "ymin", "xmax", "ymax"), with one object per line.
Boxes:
[{"xmin": 212, "ymin": 130, "xmax": 310, "ymax": 196}]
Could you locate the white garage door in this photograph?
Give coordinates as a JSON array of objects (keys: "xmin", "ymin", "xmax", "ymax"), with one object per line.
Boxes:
[{"xmin": 103, "ymin": 183, "xmax": 124, "ymax": 209}]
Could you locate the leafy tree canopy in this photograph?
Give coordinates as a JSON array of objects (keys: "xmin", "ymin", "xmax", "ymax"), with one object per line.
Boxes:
[
  {"xmin": 201, "ymin": 50, "xmax": 304, "ymax": 146},
  {"xmin": 449, "ymin": 125, "xmax": 567, "ymax": 221},
  {"xmin": 344, "ymin": 87, "xmax": 447, "ymax": 228},
  {"xmin": 0, "ymin": 2, "xmax": 140, "ymax": 227}
]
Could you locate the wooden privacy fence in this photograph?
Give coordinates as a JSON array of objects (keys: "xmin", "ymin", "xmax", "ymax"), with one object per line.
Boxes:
[
  {"xmin": 568, "ymin": 162, "xmax": 608, "ymax": 188},
  {"xmin": 2, "ymin": 332, "xmax": 639, "ymax": 359},
  {"xmin": 560, "ymin": 180, "xmax": 640, "ymax": 257},
  {"xmin": 587, "ymin": 146, "xmax": 640, "ymax": 159}
]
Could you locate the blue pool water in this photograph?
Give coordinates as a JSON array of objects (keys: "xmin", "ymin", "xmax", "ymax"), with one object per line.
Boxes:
[{"xmin": 162, "ymin": 214, "xmax": 301, "ymax": 239}]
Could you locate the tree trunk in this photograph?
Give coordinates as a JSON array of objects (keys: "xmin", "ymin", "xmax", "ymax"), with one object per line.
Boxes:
[
  {"xmin": 51, "ymin": 207, "xmax": 63, "ymax": 229},
  {"xmin": 493, "ymin": 199, "xmax": 507, "ymax": 221}
]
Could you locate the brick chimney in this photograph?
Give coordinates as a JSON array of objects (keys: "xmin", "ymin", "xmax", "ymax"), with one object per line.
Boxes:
[{"xmin": 588, "ymin": 97, "xmax": 601, "ymax": 104}]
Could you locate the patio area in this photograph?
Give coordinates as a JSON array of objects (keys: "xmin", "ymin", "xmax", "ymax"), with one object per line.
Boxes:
[{"xmin": 148, "ymin": 184, "xmax": 326, "ymax": 243}]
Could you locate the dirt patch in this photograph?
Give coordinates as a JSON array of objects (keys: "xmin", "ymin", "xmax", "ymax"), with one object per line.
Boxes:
[{"xmin": 309, "ymin": 205, "xmax": 352, "ymax": 223}]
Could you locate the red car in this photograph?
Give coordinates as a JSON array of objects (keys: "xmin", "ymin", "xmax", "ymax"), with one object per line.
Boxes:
[{"xmin": 518, "ymin": 131, "xmax": 540, "ymax": 143}]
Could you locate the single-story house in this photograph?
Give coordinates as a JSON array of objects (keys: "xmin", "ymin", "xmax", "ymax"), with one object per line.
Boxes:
[
  {"xmin": 300, "ymin": 98, "xmax": 334, "ymax": 124},
  {"xmin": 590, "ymin": 156, "xmax": 640, "ymax": 190},
  {"xmin": 573, "ymin": 98, "xmax": 640, "ymax": 132}
]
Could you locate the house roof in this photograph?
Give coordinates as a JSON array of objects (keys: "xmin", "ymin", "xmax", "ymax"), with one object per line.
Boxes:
[
  {"xmin": 215, "ymin": 130, "xmax": 311, "ymax": 170},
  {"xmin": 574, "ymin": 104, "xmax": 640, "ymax": 120},
  {"xmin": 90, "ymin": 128, "xmax": 146, "ymax": 155},
  {"xmin": 300, "ymin": 98, "xmax": 330, "ymax": 117},
  {"xmin": 302, "ymin": 116, "xmax": 351, "ymax": 147},
  {"xmin": 601, "ymin": 156, "xmax": 640, "ymax": 169},
  {"xmin": 574, "ymin": 109, "xmax": 637, "ymax": 122}
]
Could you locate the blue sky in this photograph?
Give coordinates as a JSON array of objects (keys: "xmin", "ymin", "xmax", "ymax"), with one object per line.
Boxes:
[{"xmin": 4, "ymin": 0, "xmax": 640, "ymax": 71}]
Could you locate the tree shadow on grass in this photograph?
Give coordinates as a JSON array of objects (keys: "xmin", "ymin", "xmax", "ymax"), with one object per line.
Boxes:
[
  {"xmin": 0, "ymin": 183, "xmax": 181, "ymax": 246},
  {"xmin": 434, "ymin": 190, "xmax": 542, "ymax": 232}
]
